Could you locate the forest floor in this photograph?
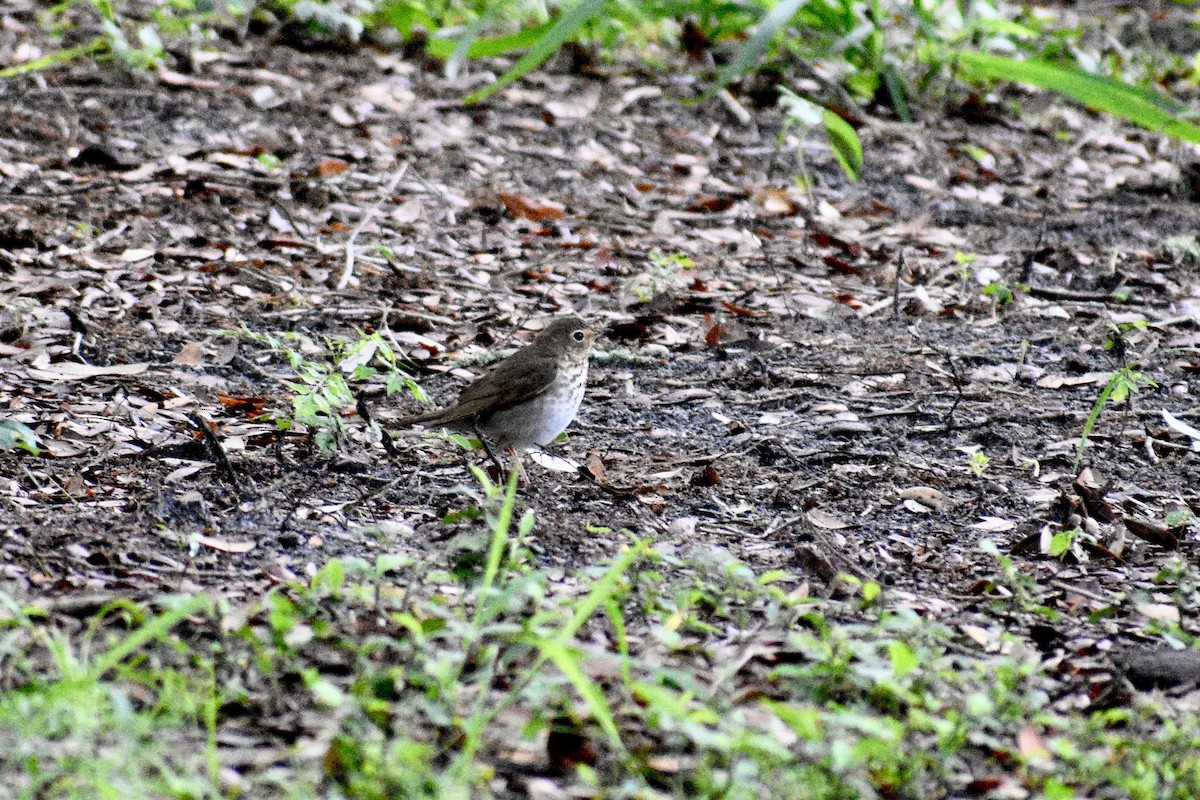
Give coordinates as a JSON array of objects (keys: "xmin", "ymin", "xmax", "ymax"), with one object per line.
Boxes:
[{"xmin": 3, "ymin": 12, "xmax": 1200, "ymax": 800}]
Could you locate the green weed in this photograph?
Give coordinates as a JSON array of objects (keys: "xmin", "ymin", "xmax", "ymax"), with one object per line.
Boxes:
[
  {"xmin": 1076, "ymin": 364, "xmax": 1157, "ymax": 472},
  {"xmin": 236, "ymin": 327, "xmax": 424, "ymax": 454},
  {"xmin": 0, "ymin": 419, "xmax": 40, "ymax": 455}
]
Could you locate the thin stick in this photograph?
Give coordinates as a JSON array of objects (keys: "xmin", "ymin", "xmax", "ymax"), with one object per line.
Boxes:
[
  {"xmin": 189, "ymin": 412, "xmax": 240, "ymax": 486},
  {"xmin": 337, "ymin": 161, "xmax": 410, "ymax": 290}
]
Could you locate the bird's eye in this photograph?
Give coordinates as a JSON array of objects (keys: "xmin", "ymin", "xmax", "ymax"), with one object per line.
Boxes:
[{"xmin": 572, "ymin": 330, "xmax": 585, "ymax": 342}]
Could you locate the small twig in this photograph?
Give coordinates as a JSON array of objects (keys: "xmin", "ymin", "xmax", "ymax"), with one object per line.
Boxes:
[
  {"xmin": 270, "ymin": 201, "xmax": 314, "ymax": 245},
  {"xmin": 1024, "ymin": 284, "xmax": 1128, "ymax": 304},
  {"xmin": 922, "ymin": 340, "xmax": 964, "ymax": 430},
  {"xmin": 337, "ymin": 161, "xmax": 410, "ymax": 290},
  {"xmin": 355, "ymin": 391, "xmax": 399, "ymax": 458},
  {"xmin": 892, "ymin": 249, "xmax": 904, "ymax": 320},
  {"xmin": 576, "ymin": 465, "xmax": 639, "ymax": 498},
  {"xmin": 716, "ymin": 88, "xmax": 753, "ymax": 126},
  {"xmin": 189, "ymin": 412, "xmax": 240, "ymax": 485}
]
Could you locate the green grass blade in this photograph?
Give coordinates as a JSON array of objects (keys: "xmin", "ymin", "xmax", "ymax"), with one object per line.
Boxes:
[
  {"xmin": 554, "ymin": 537, "xmax": 648, "ymax": 643},
  {"xmin": 956, "ymin": 51, "xmax": 1200, "ymax": 144},
  {"xmin": 472, "ymin": 461, "xmax": 521, "ymax": 627},
  {"xmin": 1075, "ymin": 373, "xmax": 1117, "ymax": 473},
  {"xmin": 450, "ymin": 535, "xmax": 647, "ymax": 776},
  {"xmin": 0, "ymin": 37, "xmax": 107, "ymax": 78},
  {"xmin": 703, "ymin": 0, "xmax": 810, "ymax": 102},
  {"xmin": 88, "ymin": 596, "xmax": 210, "ymax": 678},
  {"xmin": 538, "ymin": 637, "xmax": 625, "ymax": 748},
  {"xmin": 464, "ymin": 0, "xmax": 606, "ymax": 104},
  {"xmin": 823, "ymin": 109, "xmax": 862, "ymax": 180},
  {"xmin": 428, "ymin": 19, "xmax": 554, "ymax": 61}
]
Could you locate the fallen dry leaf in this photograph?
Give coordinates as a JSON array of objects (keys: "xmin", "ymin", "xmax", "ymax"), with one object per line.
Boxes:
[
  {"xmin": 195, "ymin": 535, "xmax": 256, "ymax": 554},
  {"xmin": 498, "ymin": 192, "xmax": 566, "ymax": 222},
  {"xmin": 26, "ymin": 361, "xmax": 150, "ymax": 381}
]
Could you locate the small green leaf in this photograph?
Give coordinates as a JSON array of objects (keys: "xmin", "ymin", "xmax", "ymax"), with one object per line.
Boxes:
[
  {"xmin": 822, "ymin": 109, "xmax": 862, "ymax": 180},
  {"xmin": 465, "ymin": 0, "xmax": 605, "ymax": 104},
  {"xmin": 888, "ymin": 640, "xmax": 919, "ymax": 676},
  {"xmin": 758, "ymin": 569, "xmax": 790, "ymax": 586},
  {"xmin": 435, "ymin": 19, "xmax": 555, "ymax": 69},
  {"xmin": 0, "ymin": 419, "xmax": 41, "ymax": 454},
  {"xmin": 706, "ymin": 0, "xmax": 808, "ymax": 101},
  {"xmin": 1042, "ymin": 778, "xmax": 1075, "ymax": 800},
  {"xmin": 1049, "ymin": 531, "xmax": 1075, "ymax": 558},
  {"xmin": 956, "ymin": 51, "xmax": 1200, "ymax": 144}
]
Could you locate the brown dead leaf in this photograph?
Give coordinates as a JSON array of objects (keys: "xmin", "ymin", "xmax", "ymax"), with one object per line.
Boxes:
[
  {"xmin": 1124, "ymin": 517, "xmax": 1178, "ymax": 550},
  {"xmin": 806, "ymin": 509, "xmax": 851, "ymax": 530},
  {"xmin": 1037, "ymin": 372, "xmax": 1111, "ymax": 389},
  {"xmin": 218, "ymin": 395, "xmax": 270, "ymax": 418},
  {"xmin": 692, "ymin": 464, "xmax": 721, "ymax": 486},
  {"xmin": 756, "ymin": 188, "xmax": 798, "ymax": 216},
  {"xmin": 546, "ymin": 713, "xmax": 596, "ymax": 771},
  {"xmin": 317, "ymin": 158, "xmax": 349, "ymax": 178},
  {"xmin": 1018, "ymin": 724, "xmax": 1051, "ymax": 761},
  {"xmin": 898, "ymin": 486, "xmax": 949, "ymax": 510},
  {"xmin": 1073, "ymin": 469, "xmax": 1117, "ymax": 523},
  {"xmin": 497, "ymin": 192, "xmax": 566, "ymax": 222},
  {"xmin": 689, "ymin": 194, "xmax": 736, "ymax": 213},
  {"xmin": 172, "ymin": 341, "xmax": 208, "ymax": 367},
  {"xmin": 721, "ymin": 300, "xmax": 755, "ymax": 318},
  {"xmin": 704, "ymin": 320, "xmax": 725, "ymax": 347},
  {"xmin": 195, "ymin": 535, "xmax": 256, "ymax": 554},
  {"xmin": 585, "ymin": 452, "xmax": 607, "ymax": 484}
]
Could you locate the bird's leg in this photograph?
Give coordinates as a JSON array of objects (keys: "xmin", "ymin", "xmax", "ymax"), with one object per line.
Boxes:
[
  {"xmin": 472, "ymin": 424, "xmax": 507, "ymax": 478},
  {"xmin": 508, "ymin": 446, "xmax": 531, "ymax": 488}
]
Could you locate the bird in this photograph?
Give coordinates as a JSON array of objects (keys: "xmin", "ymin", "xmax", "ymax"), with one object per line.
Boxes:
[{"xmin": 395, "ymin": 315, "xmax": 598, "ymax": 459}]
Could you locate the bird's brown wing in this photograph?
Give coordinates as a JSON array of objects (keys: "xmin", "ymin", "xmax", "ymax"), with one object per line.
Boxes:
[{"xmin": 396, "ymin": 351, "xmax": 558, "ymax": 427}]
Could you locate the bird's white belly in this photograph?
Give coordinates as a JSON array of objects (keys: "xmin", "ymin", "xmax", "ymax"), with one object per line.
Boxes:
[{"xmin": 487, "ymin": 364, "xmax": 587, "ymax": 448}]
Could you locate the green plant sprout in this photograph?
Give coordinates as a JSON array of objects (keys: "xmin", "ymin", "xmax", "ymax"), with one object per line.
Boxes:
[
  {"xmin": 0, "ymin": 419, "xmax": 41, "ymax": 455},
  {"xmin": 1075, "ymin": 365, "xmax": 1157, "ymax": 472},
  {"xmin": 979, "ymin": 539, "xmax": 1057, "ymax": 617},
  {"xmin": 630, "ymin": 250, "xmax": 694, "ymax": 303},
  {"xmin": 777, "ymin": 86, "xmax": 863, "ymax": 184},
  {"xmin": 982, "ymin": 281, "xmax": 1014, "ymax": 306},
  {"xmin": 967, "ymin": 449, "xmax": 990, "ymax": 477},
  {"xmin": 1103, "ymin": 320, "xmax": 1149, "ymax": 352},
  {"xmin": 255, "ymin": 152, "xmax": 283, "ymax": 170},
  {"xmin": 238, "ymin": 327, "xmax": 424, "ymax": 453}
]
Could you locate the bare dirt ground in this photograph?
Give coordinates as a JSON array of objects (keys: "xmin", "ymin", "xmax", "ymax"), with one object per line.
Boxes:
[{"xmin": 3, "ymin": 19, "xmax": 1200, "ymax": 794}]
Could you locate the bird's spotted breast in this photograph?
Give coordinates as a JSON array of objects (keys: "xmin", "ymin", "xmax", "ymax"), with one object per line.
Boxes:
[{"xmin": 482, "ymin": 360, "xmax": 587, "ymax": 448}]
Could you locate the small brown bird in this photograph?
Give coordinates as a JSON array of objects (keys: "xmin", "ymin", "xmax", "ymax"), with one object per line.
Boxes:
[{"xmin": 396, "ymin": 315, "xmax": 598, "ymax": 452}]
